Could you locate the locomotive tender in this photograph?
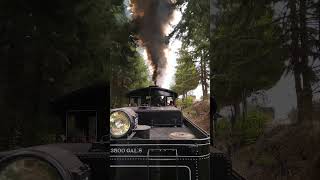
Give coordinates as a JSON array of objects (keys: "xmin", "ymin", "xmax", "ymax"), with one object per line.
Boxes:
[
  {"xmin": 110, "ymin": 86, "xmax": 210, "ymax": 180},
  {"xmin": 0, "ymin": 83, "xmax": 245, "ymax": 180}
]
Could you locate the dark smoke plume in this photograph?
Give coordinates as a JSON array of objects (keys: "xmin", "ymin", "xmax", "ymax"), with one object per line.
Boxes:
[{"xmin": 130, "ymin": 0, "xmax": 175, "ymax": 86}]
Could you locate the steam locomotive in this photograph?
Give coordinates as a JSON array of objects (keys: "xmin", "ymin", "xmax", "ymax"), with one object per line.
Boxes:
[{"xmin": 0, "ymin": 83, "xmax": 245, "ymax": 180}]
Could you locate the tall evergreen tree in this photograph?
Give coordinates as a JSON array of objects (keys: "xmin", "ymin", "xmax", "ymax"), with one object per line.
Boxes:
[{"xmin": 171, "ymin": 48, "xmax": 200, "ymax": 99}]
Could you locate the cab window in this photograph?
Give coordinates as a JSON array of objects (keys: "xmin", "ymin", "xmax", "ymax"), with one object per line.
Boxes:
[
  {"xmin": 129, "ymin": 97, "xmax": 140, "ymax": 107},
  {"xmin": 148, "ymin": 95, "xmax": 164, "ymax": 106},
  {"xmin": 141, "ymin": 96, "xmax": 151, "ymax": 106},
  {"xmin": 66, "ymin": 111, "xmax": 97, "ymax": 143},
  {"xmin": 167, "ymin": 96, "xmax": 174, "ymax": 106}
]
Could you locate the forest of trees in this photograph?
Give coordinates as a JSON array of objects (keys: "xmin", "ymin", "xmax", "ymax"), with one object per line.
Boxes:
[
  {"xmin": 211, "ymin": 0, "xmax": 320, "ymax": 126},
  {"xmin": 0, "ymin": 0, "xmax": 207, "ymax": 150},
  {"xmin": 171, "ymin": 0, "xmax": 210, "ymax": 100},
  {"xmin": 210, "ymin": 1, "xmax": 320, "ymax": 179},
  {"xmin": 0, "ymin": 0, "xmax": 150, "ymax": 150}
]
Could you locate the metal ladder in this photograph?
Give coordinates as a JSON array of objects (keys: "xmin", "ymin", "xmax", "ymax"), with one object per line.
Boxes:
[{"xmin": 147, "ymin": 149, "xmax": 179, "ymax": 180}]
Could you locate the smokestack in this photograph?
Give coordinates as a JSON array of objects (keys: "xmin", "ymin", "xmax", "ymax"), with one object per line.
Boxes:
[{"xmin": 130, "ymin": 0, "xmax": 175, "ymax": 86}]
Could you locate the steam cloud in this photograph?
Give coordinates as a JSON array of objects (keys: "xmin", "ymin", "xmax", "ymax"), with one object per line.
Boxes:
[{"xmin": 130, "ymin": 0, "xmax": 175, "ymax": 86}]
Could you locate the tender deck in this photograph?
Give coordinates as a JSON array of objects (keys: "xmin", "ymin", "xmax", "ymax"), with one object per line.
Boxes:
[
  {"xmin": 112, "ymin": 117, "xmax": 209, "ymax": 142},
  {"xmin": 148, "ymin": 126, "xmax": 194, "ymax": 140}
]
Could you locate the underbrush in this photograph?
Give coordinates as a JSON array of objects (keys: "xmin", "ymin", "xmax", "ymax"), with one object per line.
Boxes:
[
  {"xmin": 216, "ymin": 110, "xmax": 270, "ymax": 146},
  {"xmin": 176, "ymin": 96, "xmax": 194, "ymax": 109},
  {"xmin": 255, "ymin": 152, "xmax": 276, "ymax": 167},
  {"xmin": 182, "ymin": 99, "xmax": 210, "ymax": 132}
]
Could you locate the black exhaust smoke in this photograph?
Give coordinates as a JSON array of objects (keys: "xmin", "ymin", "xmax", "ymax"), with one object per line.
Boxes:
[{"xmin": 130, "ymin": 0, "xmax": 175, "ymax": 86}]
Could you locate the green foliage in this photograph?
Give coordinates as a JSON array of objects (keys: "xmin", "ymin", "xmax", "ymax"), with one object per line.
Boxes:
[
  {"xmin": 0, "ymin": 0, "xmax": 150, "ymax": 149},
  {"xmin": 216, "ymin": 118, "xmax": 232, "ymax": 137},
  {"xmin": 171, "ymin": 49, "xmax": 200, "ymax": 96},
  {"xmin": 172, "ymin": 0, "xmax": 210, "ymax": 98},
  {"xmin": 211, "ymin": 0, "xmax": 285, "ymax": 107},
  {"xmin": 109, "ymin": 17, "xmax": 151, "ymax": 107},
  {"xmin": 255, "ymin": 152, "xmax": 276, "ymax": 167},
  {"xmin": 216, "ymin": 110, "xmax": 269, "ymax": 146},
  {"xmin": 176, "ymin": 96, "xmax": 195, "ymax": 108},
  {"xmin": 109, "ymin": 2, "xmax": 151, "ymax": 108},
  {"xmin": 234, "ymin": 110, "xmax": 269, "ymax": 145},
  {"xmin": 111, "ymin": 51, "xmax": 151, "ymax": 107}
]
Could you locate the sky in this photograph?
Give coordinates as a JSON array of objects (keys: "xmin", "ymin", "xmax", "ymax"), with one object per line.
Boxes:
[{"xmin": 264, "ymin": 74, "xmax": 297, "ymax": 120}]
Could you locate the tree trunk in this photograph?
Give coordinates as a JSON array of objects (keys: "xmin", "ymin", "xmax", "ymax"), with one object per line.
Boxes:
[
  {"xmin": 203, "ymin": 58, "xmax": 208, "ymax": 99},
  {"xmin": 200, "ymin": 59, "xmax": 205, "ymax": 99},
  {"xmin": 294, "ymin": 67, "xmax": 304, "ymax": 123},
  {"xmin": 290, "ymin": 0, "xmax": 304, "ymax": 123},
  {"xmin": 299, "ymin": 0, "xmax": 313, "ymax": 123},
  {"xmin": 200, "ymin": 51, "xmax": 208, "ymax": 100},
  {"xmin": 241, "ymin": 91, "xmax": 247, "ymax": 120},
  {"xmin": 319, "ymin": 1, "xmax": 320, "ymax": 56},
  {"xmin": 232, "ymin": 102, "xmax": 240, "ymax": 128}
]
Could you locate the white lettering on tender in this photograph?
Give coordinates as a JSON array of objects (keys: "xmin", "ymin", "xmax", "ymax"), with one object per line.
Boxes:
[{"xmin": 111, "ymin": 148, "xmax": 143, "ymax": 154}]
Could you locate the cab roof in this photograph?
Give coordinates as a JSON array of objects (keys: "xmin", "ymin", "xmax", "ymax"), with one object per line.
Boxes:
[
  {"xmin": 126, "ymin": 86, "xmax": 178, "ymax": 98},
  {"xmin": 52, "ymin": 82, "xmax": 109, "ymax": 111}
]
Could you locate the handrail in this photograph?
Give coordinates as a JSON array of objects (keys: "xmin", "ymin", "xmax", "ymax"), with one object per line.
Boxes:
[{"xmin": 231, "ymin": 169, "xmax": 247, "ymax": 180}]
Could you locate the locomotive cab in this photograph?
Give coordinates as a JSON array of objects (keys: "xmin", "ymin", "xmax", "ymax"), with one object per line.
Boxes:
[
  {"xmin": 125, "ymin": 86, "xmax": 183, "ymax": 127},
  {"xmin": 127, "ymin": 86, "xmax": 177, "ymax": 107},
  {"xmin": 110, "ymin": 86, "xmax": 209, "ymax": 140},
  {"xmin": 52, "ymin": 83, "xmax": 109, "ymax": 143}
]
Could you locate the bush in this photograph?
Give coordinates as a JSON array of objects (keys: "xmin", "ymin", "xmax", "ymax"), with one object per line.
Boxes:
[
  {"xmin": 255, "ymin": 152, "xmax": 276, "ymax": 167},
  {"xmin": 216, "ymin": 118, "xmax": 232, "ymax": 137},
  {"xmin": 176, "ymin": 96, "xmax": 194, "ymax": 108},
  {"xmin": 215, "ymin": 110, "xmax": 270, "ymax": 147},
  {"xmin": 234, "ymin": 110, "xmax": 269, "ymax": 145}
]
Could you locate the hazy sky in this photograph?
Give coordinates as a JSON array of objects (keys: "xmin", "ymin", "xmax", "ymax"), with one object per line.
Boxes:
[{"xmin": 265, "ymin": 74, "xmax": 297, "ymax": 120}]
